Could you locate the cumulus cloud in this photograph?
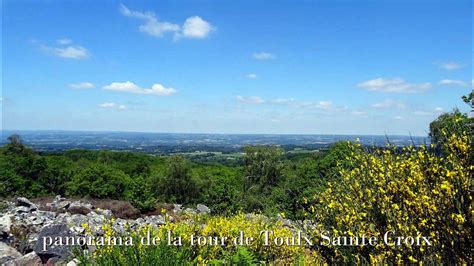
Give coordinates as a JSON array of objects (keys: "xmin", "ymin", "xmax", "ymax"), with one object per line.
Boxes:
[
  {"xmin": 245, "ymin": 73, "xmax": 258, "ymax": 79},
  {"xmin": 435, "ymin": 62, "xmax": 463, "ymax": 70},
  {"xmin": 103, "ymin": 81, "xmax": 177, "ymax": 96},
  {"xmin": 120, "ymin": 4, "xmax": 214, "ymax": 39},
  {"xmin": 438, "ymin": 79, "xmax": 468, "ymax": 87},
  {"xmin": 252, "ymin": 52, "xmax": 274, "ymax": 60},
  {"xmin": 237, "ymin": 96, "xmax": 265, "ymax": 104},
  {"xmin": 69, "ymin": 82, "xmax": 95, "ymax": 89},
  {"xmin": 371, "ymin": 99, "xmax": 406, "ymax": 109},
  {"xmin": 358, "ymin": 78, "xmax": 431, "ymax": 93},
  {"xmin": 99, "ymin": 102, "xmax": 127, "ymax": 110},
  {"xmin": 435, "ymin": 107, "xmax": 444, "ymax": 112},
  {"xmin": 180, "ymin": 16, "xmax": 215, "ymax": 39}
]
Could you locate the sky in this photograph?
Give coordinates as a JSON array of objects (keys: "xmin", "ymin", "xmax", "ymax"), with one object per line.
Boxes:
[{"xmin": 1, "ymin": 0, "xmax": 472, "ymax": 135}]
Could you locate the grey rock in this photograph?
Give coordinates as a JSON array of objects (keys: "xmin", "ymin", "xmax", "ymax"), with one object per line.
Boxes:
[
  {"xmin": 145, "ymin": 215, "xmax": 165, "ymax": 225},
  {"xmin": 33, "ymin": 224, "xmax": 76, "ymax": 261},
  {"xmin": 0, "ymin": 214, "xmax": 13, "ymax": 236},
  {"xmin": 196, "ymin": 204, "xmax": 210, "ymax": 214},
  {"xmin": 56, "ymin": 201, "xmax": 71, "ymax": 210},
  {"xmin": 16, "ymin": 197, "xmax": 36, "ymax": 210},
  {"xmin": 95, "ymin": 208, "xmax": 112, "ymax": 219},
  {"xmin": 70, "ymin": 226, "xmax": 85, "ymax": 235},
  {"xmin": 173, "ymin": 204, "xmax": 183, "ymax": 213},
  {"xmin": 66, "ymin": 258, "xmax": 80, "ymax": 266},
  {"xmin": 4, "ymin": 252, "xmax": 42, "ymax": 266},
  {"xmin": 14, "ymin": 206, "xmax": 31, "ymax": 213},
  {"xmin": 69, "ymin": 201, "xmax": 93, "ymax": 210},
  {"xmin": 0, "ymin": 242, "xmax": 21, "ymax": 264}
]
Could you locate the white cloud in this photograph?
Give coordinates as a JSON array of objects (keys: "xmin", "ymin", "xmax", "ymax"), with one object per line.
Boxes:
[
  {"xmin": 435, "ymin": 62, "xmax": 463, "ymax": 70},
  {"xmin": 252, "ymin": 52, "xmax": 274, "ymax": 60},
  {"xmin": 42, "ymin": 44, "xmax": 90, "ymax": 59},
  {"xmin": 434, "ymin": 107, "xmax": 443, "ymax": 112},
  {"xmin": 371, "ymin": 99, "xmax": 406, "ymax": 109},
  {"xmin": 393, "ymin": 116, "xmax": 404, "ymax": 120},
  {"xmin": 236, "ymin": 96, "xmax": 265, "ymax": 104},
  {"xmin": 358, "ymin": 78, "xmax": 431, "ymax": 93},
  {"xmin": 245, "ymin": 73, "xmax": 258, "ymax": 79},
  {"xmin": 99, "ymin": 102, "xmax": 127, "ymax": 110},
  {"xmin": 120, "ymin": 4, "xmax": 213, "ymax": 39},
  {"xmin": 69, "ymin": 82, "xmax": 95, "ymax": 89},
  {"xmin": 438, "ymin": 79, "xmax": 468, "ymax": 87},
  {"xmin": 180, "ymin": 16, "xmax": 215, "ymax": 39},
  {"xmin": 103, "ymin": 81, "xmax": 177, "ymax": 96},
  {"xmin": 270, "ymin": 98, "xmax": 295, "ymax": 105},
  {"xmin": 57, "ymin": 38, "xmax": 73, "ymax": 45}
]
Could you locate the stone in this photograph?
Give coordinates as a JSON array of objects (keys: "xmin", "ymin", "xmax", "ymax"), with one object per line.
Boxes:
[
  {"xmin": 66, "ymin": 258, "xmax": 80, "ymax": 266},
  {"xmin": 0, "ymin": 242, "xmax": 21, "ymax": 264},
  {"xmin": 69, "ymin": 201, "xmax": 93, "ymax": 210},
  {"xmin": 4, "ymin": 252, "xmax": 42, "ymax": 266},
  {"xmin": 173, "ymin": 204, "xmax": 183, "ymax": 213},
  {"xmin": 56, "ymin": 201, "xmax": 71, "ymax": 210},
  {"xmin": 16, "ymin": 197, "xmax": 36, "ymax": 209},
  {"xmin": 196, "ymin": 204, "xmax": 210, "ymax": 214},
  {"xmin": 0, "ymin": 214, "xmax": 13, "ymax": 236},
  {"xmin": 14, "ymin": 206, "xmax": 31, "ymax": 213},
  {"xmin": 145, "ymin": 215, "xmax": 165, "ymax": 225},
  {"xmin": 95, "ymin": 208, "xmax": 113, "ymax": 219},
  {"xmin": 33, "ymin": 224, "xmax": 76, "ymax": 262}
]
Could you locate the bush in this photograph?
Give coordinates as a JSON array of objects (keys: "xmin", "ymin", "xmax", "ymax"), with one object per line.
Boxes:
[{"xmin": 309, "ymin": 129, "xmax": 472, "ymax": 263}]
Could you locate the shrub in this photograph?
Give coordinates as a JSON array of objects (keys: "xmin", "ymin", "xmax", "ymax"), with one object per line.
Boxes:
[{"xmin": 309, "ymin": 129, "xmax": 472, "ymax": 263}]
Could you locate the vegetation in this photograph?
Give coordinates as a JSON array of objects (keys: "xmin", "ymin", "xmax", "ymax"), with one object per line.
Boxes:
[{"xmin": 1, "ymin": 94, "xmax": 472, "ymax": 263}]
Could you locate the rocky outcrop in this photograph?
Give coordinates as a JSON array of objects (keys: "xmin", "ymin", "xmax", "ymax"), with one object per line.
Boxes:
[
  {"xmin": 4, "ymin": 252, "xmax": 42, "ymax": 266},
  {"xmin": 0, "ymin": 242, "xmax": 22, "ymax": 264},
  {"xmin": 0, "ymin": 197, "xmax": 213, "ymax": 265}
]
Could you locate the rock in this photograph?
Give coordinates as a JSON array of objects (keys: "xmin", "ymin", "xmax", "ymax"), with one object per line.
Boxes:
[
  {"xmin": 16, "ymin": 197, "xmax": 36, "ymax": 209},
  {"xmin": 95, "ymin": 208, "xmax": 113, "ymax": 219},
  {"xmin": 33, "ymin": 224, "xmax": 76, "ymax": 262},
  {"xmin": 70, "ymin": 226, "xmax": 85, "ymax": 234},
  {"xmin": 0, "ymin": 242, "xmax": 21, "ymax": 264},
  {"xmin": 66, "ymin": 258, "xmax": 80, "ymax": 266},
  {"xmin": 145, "ymin": 215, "xmax": 165, "ymax": 225},
  {"xmin": 56, "ymin": 201, "xmax": 71, "ymax": 210},
  {"xmin": 14, "ymin": 206, "xmax": 31, "ymax": 213},
  {"xmin": 69, "ymin": 201, "xmax": 93, "ymax": 210},
  {"xmin": 0, "ymin": 214, "xmax": 13, "ymax": 237},
  {"xmin": 4, "ymin": 252, "xmax": 42, "ymax": 266},
  {"xmin": 196, "ymin": 204, "xmax": 210, "ymax": 214},
  {"xmin": 37, "ymin": 211, "xmax": 57, "ymax": 220},
  {"xmin": 173, "ymin": 204, "xmax": 183, "ymax": 213}
]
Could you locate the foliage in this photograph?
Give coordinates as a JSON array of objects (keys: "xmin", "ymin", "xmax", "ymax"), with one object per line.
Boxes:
[
  {"xmin": 310, "ymin": 128, "xmax": 472, "ymax": 263},
  {"xmin": 66, "ymin": 163, "xmax": 131, "ymax": 199},
  {"xmin": 77, "ymin": 214, "xmax": 325, "ymax": 265}
]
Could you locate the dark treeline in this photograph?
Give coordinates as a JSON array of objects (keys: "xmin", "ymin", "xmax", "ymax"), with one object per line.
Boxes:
[{"xmin": 0, "ymin": 133, "xmax": 353, "ymax": 218}]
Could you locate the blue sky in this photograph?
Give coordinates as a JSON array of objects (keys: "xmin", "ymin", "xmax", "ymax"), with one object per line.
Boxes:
[{"xmin": 2, "ymin": 0, "xmax": 472, "ymax": 135}]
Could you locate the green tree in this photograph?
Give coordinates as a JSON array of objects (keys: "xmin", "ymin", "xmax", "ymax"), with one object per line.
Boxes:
[
  {"xmin": 243, "ymin": 146, "xmax": 284, "ymax": 191},
  {"xmin": 157, "ymin": 156, "xmax": 198, "ymax": 204},
  {"xmin": 66, "ymin": 163, "xmax": 131, "ymax": 199}
]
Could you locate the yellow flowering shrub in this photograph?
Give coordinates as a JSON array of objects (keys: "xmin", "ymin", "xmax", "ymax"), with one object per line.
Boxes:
[
  {"xmin": 311, "ymin": 131, "xmax": 472, "ymax": 264},
  {"xmin": 78, "ymin": 213, "xmax": 325, "ymax": 265}
]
